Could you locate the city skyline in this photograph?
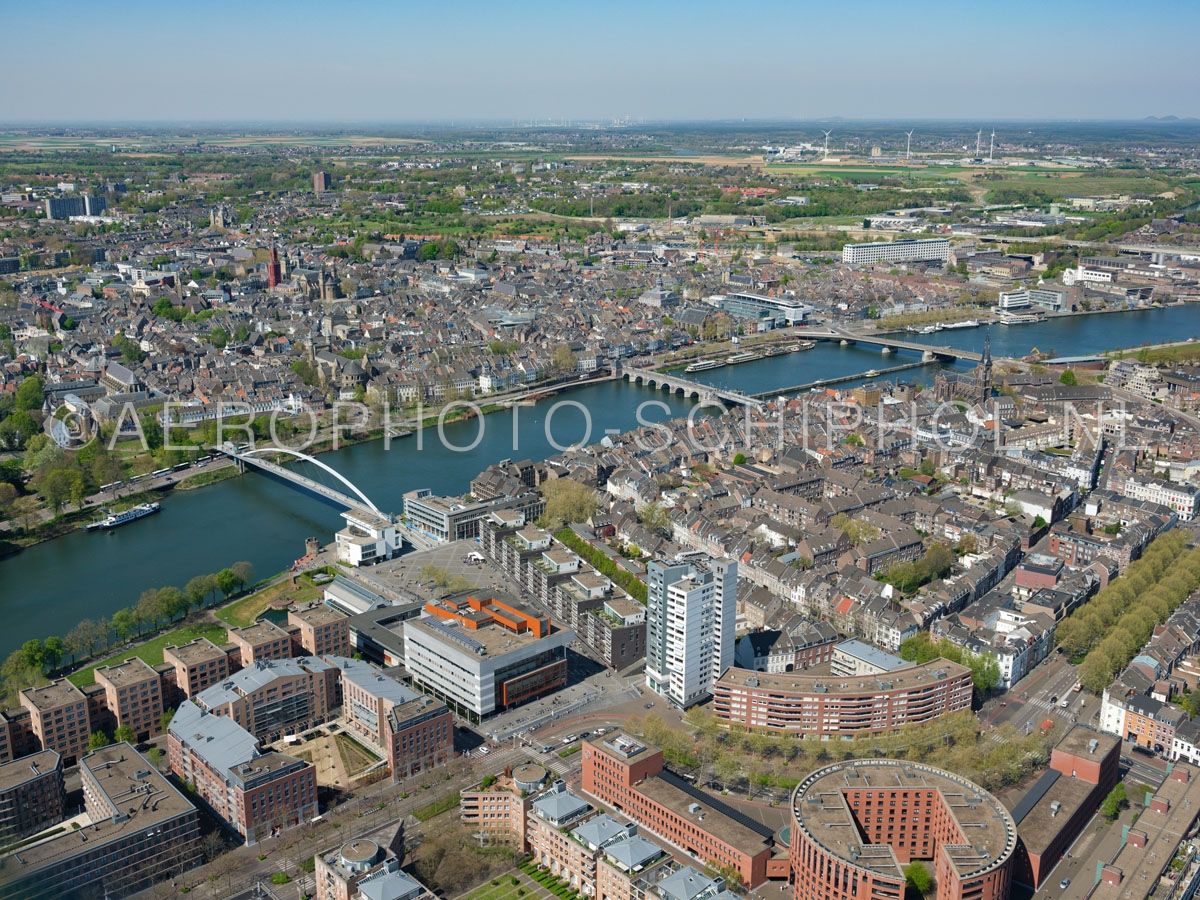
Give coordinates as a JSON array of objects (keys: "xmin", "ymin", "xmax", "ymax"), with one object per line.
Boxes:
[{"xmin": 3, "ymin": 0, "xmax": 1198, "ymax": 122}]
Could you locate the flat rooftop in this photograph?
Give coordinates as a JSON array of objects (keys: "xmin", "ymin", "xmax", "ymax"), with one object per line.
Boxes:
[
  {"xmin": 289, "ymin": 603, "xmax": 346, "ymax": 628},
  {"xmin": 793, "ymin": 759, "xmax": 1017, "ymax": 882},
  {"xmin": 0, "ymin": 750, "xmax": 61, "ymax": 792},
  {"xmin": 715, "ymin": 659, "xmax": 969, "ymax": 696},
  {"xmin": 1054, "ymin": 724, "xmax": 1117, "ymax": 761},
  {"xmin": 1009, "ymin": 771, "xmax": 1094, "ymax": 856},
  {"xmin": 21, "ymin": 679, "xmax": 85, "ymax": 711},
  {"xmin": 229, "ymin": 619, "xmax": 291, "ymax": 645},
  {"xmin": 95, "ymin": 655, "xmax": 160, "ymax": 688},
  {"xmin": 164, "ymin": 637, "xmax": 227, "ymax": 666},
  {"xmin": 637, "ymin": 773, "xmax": 774, "ymax": 855},
  {"xmin": 407, "ymin": 613, "xmax": 565, "ymax": 658},
  {"xmin": 0, "ymin": 743, "xmax": 195, "ymax": 879}
]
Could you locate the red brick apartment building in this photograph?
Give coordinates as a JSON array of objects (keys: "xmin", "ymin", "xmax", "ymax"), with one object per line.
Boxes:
[
  {"xmin": 581, "ymin": 734, "xmax": 783, "ymax": 887},
  {"xmin": 790, "ymin": 759, "xmax": 1017, "ymax": 900},
  {"xmin": 711, "ymin": 659, "xmax": 972, "ymax": 736},
  {"xmin": 94, "ymin": 656, "xmax": 165, "ymax": 742}
]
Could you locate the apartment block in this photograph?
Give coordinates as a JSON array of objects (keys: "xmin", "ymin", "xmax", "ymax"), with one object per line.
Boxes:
[
  {"xmin": 94, "ymin": 656, "xmax": 165, "ymax": 742},
  {"xmin": 193, "ymin": 656, "xmax": 338, "ymax": 742},
  {"xmin": 0, "ymin": 750, "xmax": 64, "ymax": 842},
  {"xmin": 315, "ymin": 838, "xmax": 433, "ymax": 900},
  {"xmin": 19, "ymin": 679, "xmax": 90, "ymax": 766},
  {"xmin": 228, "ymin": 619, "xmax": 295, "ymax": 667},
  {"xmin": 164, "ymin": 637, "xmax": 231, "ymax": 698},
  {"xmin": 645, "ymin": 557, "xmax": 737, "ymax": 708},
  {"xmin": 289, "ymin": 602, "xmax": 351, "ymax": 657},
  {"xmin": 581, "ymin": 734, "xmax": 779, "ymax": 887},
  {"xmin": 0, "ymin": 743, "xmax": 200, "ymax": 900},
  {"xmin": 169, "ymin": 700, "xmax": 317, "ymax": 845}
]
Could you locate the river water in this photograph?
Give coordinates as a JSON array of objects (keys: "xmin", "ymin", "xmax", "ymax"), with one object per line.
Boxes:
[{"xmin": 3, "ymin": 305, "xmax": 1199, "ymax": 655}]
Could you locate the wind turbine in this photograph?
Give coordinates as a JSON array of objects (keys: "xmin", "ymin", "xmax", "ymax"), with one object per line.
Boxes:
[
  {"xmin": 975, "ymin": 130, "xmax": 982, "ymax": 158},
  {"xmin": 822, "ymin": 130, "xmax": 832, "ymax": 160},
  {"xmin": 905, "ymin": 129, "xmax": 914, "ymax": 160}
]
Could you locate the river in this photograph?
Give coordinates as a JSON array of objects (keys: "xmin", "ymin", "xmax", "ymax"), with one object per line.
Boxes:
[{"xmin": 3, "ymin": 305, "xmax": 1199, "ymax": 656}]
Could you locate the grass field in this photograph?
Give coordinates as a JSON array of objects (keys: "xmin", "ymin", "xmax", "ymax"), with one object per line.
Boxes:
[
  {"xmin": 461, "ymin": 873, "xmax": 542, "ymax": 900},
  {"xmin": 215, "ymin": 576, "xmax": 323, "ymax": 628},
  {"xmin": 335, "ymin": 732, "xmax": 381, "ymax": 776},
  {"xmin": 68, "ymin": 622, "xmax": 227, "ymax": 687},
  {"xmin": 413, "ymin": 792, "xmax": 461, "ymax": 822}
]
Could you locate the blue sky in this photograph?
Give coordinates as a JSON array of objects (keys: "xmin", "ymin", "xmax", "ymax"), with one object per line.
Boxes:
[{"xmin": 3, "ymin": 0, "xmax": 1197, "ymax": 122}]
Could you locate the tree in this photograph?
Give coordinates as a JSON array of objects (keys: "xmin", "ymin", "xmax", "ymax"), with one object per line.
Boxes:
[
  {"xmin": 538, "ymin": 478, "xmax": 597, "ymax": 528},
  {"xmin": 831, "ymin": 513, "xmax": 880, "ymax": 547},
  {"xmin": 230, "ymin": 560, "xmax": 254, "ymax": 591},
  {"xmin": 114, "ymin": 724, "xmax": 136, "ymax": 744},
  {"xmin": 111, "ymin": 607, "xmax": 138, "ymax": 641},
  {"xmin": 156, "ymin": 586, "xmax": 187, "ymax": 623},
  {"xmin": 215, "ymin": 568, "xmax": 241, "ymax": 598},
  {"xmin": 732, "ymin": 452, "xmax": 746, "ymax": 465},
  {"xmin": 185, "ymin": 574, "xmax": 218, "ymax": 610},
  {"xmin": 39, "ymin": 467, "xmax": 84, "ymax": 514},
  {"xmin": 160, "ymin": 707, "xmax": 176, "ymax": 732},
  {"xmin": 13, "ymin": 375, "xmax": 44, "ymax": 411},
  {"xmin": 88, "ymin": 730, "xmax": 112, "ymax": 750},
  {"xmin": 550, "ymin": 344, "xmax": 577, "ymax": 375},
  {"xmin": 904, "ymin": 861, "xmax": 933, "ymax": 895},
  {"xmin": 0, "ymin": 482, "xmax": 17, "ymax": 517},
  {"xmin": 638, "ymin": 502, "xmax": 671, "ymax": 534},
  {"xmin": 1059, "ymin": 369, "xmax": 1078, "ymax": 386},
  {"xmin": 17, "ymin": 639, "xmax": 44, "ymax": 673},
  {"xmin": 41, "ymin": 636, "xmax": 64, "ymax": 673},
  {"xmin": 1101, "ymin": 783, "xmax": 1127, "ymax": 821}
]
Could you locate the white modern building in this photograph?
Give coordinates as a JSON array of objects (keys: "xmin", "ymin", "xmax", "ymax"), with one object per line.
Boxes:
[
  {"xmin": 1117, "ymin": 475, "xmax": 1200, "ymax": 521},
  {"xmin": 402, "ymin": 597, "xmax": 574, "ymax": 722},
  {"xmin": 997, "ymin": 287, "xmax": 1066, "ymax": 311},
  {"xmin": 335, "ymin": 508, "xmax": 404, "ymax": 566},
  {"xmin": 645, "ymin": 556, "xmax": 737, "ymax": 708},
  {"xmin": 841, "ymin": 238, "xmax": 950, "ymax": 266}
]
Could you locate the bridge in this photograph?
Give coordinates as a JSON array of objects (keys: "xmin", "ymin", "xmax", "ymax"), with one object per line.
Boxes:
[
  {"xmin": 216, "ymin": 444, "xmax": 436, "ymax": 551},
  {"xmin": 805, "ymin": 329, "xmax": 983, "ymax": 363},
  {"xmin": 622, "ymin": 367, "xmax": 765, "ymax": 408}
]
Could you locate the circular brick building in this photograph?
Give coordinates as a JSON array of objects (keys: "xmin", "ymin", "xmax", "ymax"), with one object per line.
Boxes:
[{"xmin": 790, "ymin": 759, "xmax": 1017, "ymax": 900}]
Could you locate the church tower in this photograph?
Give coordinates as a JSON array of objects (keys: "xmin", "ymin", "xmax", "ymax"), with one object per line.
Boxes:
[{"xmin": 978, "ymin": 334, "xmax": 993, "ymax": 403}]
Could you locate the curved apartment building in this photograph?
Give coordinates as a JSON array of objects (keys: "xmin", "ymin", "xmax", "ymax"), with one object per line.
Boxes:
[
  {"xmin": 790, "ymin": 759, "xmax": 1017, "ymax": 900},
  {"xmin": 711, "ymin": 658, "xmax": 972, "ymax": 737}
]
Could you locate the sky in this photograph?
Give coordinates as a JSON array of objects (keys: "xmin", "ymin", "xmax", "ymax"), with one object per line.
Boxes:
[{"xmin": 3, "ymin": 0, "xmax": 1198, "ymax": 123}]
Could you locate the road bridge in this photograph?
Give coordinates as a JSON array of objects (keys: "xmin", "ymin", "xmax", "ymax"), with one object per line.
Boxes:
[
  {"xmin": 622, "ymin": 367, "xmax": 765, "ymax": 408},
  {"xmin": 805, "ymin": 328, "xmax": 983, "ymax": 362}
]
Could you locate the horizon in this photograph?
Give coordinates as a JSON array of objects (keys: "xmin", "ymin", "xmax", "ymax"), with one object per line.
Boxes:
[{"xmin": 3, "ymin": 0, "xmax": 1198, "ymax": 122}]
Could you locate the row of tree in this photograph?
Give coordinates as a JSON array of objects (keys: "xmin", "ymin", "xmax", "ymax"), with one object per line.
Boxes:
[
  {"xmin": 1056, "ymin": 530, "xmax": 1191, "ymax": 661},
  {"xmin": 0, "ymin": 561, "xmax": 253, "ymax": 706},
  {"xmin": 1075, "ymin": 544, "xmax": 1200, "ymax": 693}
]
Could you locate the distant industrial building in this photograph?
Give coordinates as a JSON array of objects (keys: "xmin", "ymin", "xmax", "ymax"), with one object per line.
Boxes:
[{"xmin": 842, "ymin": 237, "xmax": 950, "ymax": 266}]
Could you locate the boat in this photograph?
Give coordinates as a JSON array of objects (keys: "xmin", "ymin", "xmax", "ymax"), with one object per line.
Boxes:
[
  {"xmin": 938, "ymin": 319, "xmax": 981, "ymax": 330},
  {"xmin": 87, "ymin": 502, "xmax": 161, "ymax": 532},
  {"xmin": 865, "ymin": 369, "xmax": 880, "ymax": 377},
  {"xmin": 726, "ymin": 351, "xmax": 762, "ymax": 364},
  {"xmin": 685, "ymin": 359, "xmax": 726, "ymax": 373},
  {"xmin": 790, "ymin": 340, "xmax": 817, "ymax": 351},
  {"xmin": 997, "ymin": 311, "xmax": 1043, "ymax": 325},
  {"xmin": 908, "ymin": 324, "xmax": 943, "ymax": 335}
]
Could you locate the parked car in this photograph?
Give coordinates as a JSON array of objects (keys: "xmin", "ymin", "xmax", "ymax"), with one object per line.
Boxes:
[{"xmin": 1059, "ymin": 878, "xmax": 1070, "ymax": 890}]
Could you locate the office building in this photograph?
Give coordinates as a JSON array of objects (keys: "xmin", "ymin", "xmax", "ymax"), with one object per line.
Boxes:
[
  {"xmin": 315, "ymin": 837, "xmax": 434, "ymax": 900},
  {"xmin": 1009, "ymin": 727, "xmax": 1119, "ymax": 890},
  {"xmin": 711, "ymin": 659, "xmax": 972, "ymax": 736},
  {"xmin": 164, "ymin": 637, "xmax": 231, "ymax": 698},
  {"xmin": 790, "ymin": 760, "xmax": 1017, "ymax": 900},
  {"xmin": 19, "ymin": 679, "xmax": 90, "ymax": 766},
  {"xmin": 44, "ymin": 196, "xmax": 85, "ymax": 220},
  {"xmin": 997, "ymin": 287, "xmax": 1066, "ymax": 312},
  {"xmin": 581, "ymin": 734, "xmax": 781, "ymax": 887},
  {"xmin": 645, "ymin": 556, "xmax": 737, "ymax": 708},
  {"xmin": 841, "ymin": 237, "xmax": 950, "ymax": 266},
  {"xmin": 290, "ymin": 602, "xmax": 351, "ymax": 657},
  {"xmin": 828, "ymin": 639, "xmax": 910, "ymax": 677},
  {"xmin": 718, "ymin": 292, "xmax": 812, "ymax": 327},
  {"xmin": 0, "ymin": 743, "xmax": 200, "ymax": 900},
  {"xmin": 403, "ymin": 488, "xmax": 543, "ymax": 543},
  {"xmin": 94, "ymin": 656, "xmax": 165, "ymax": 742},
  {"xmin": 168, "ymin": 700, "xmax": 318, "ymax": 845},
  {"xmin": 313, "ymin": 171, "xmax": 332, "ymax": 193},
  {"xmin": 403, "ymin": 596, "xmax": 573, "ymax": 721},
  {"xmin": 336, "ymin": 507, "xmax": 404, "ymax": 566},
  {"xmin": 0, "ymin": 750, "xmax": 64, "ymax": 842}
]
